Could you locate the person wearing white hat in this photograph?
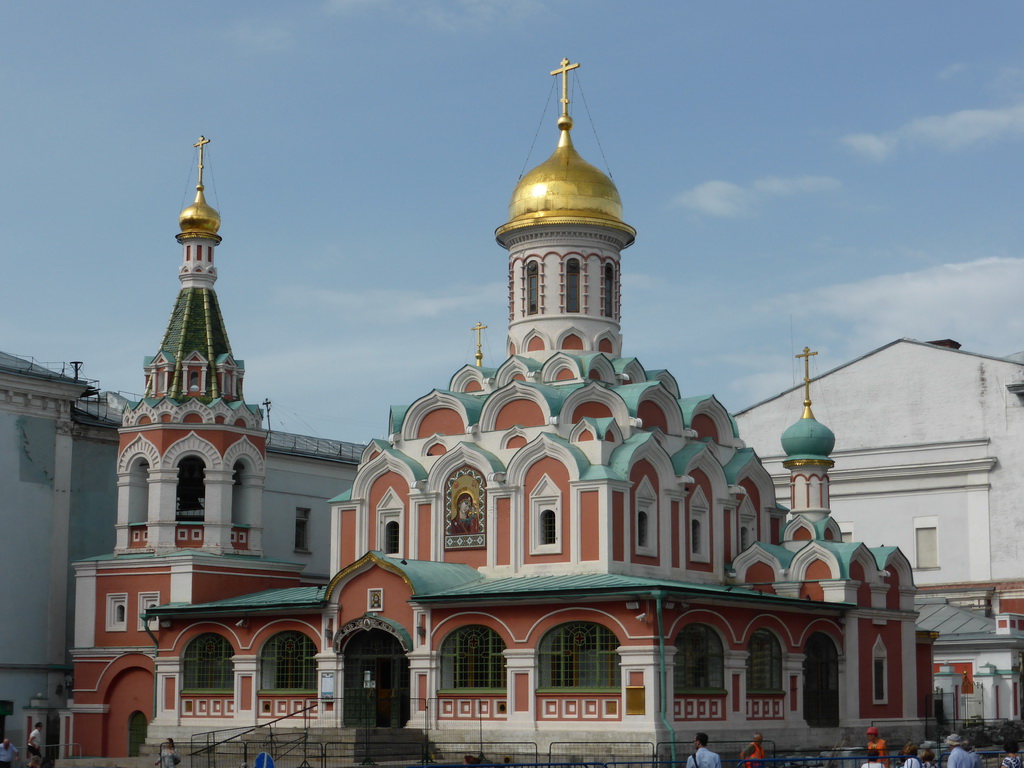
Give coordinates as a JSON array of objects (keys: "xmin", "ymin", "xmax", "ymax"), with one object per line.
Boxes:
[{"xmin": 947, "ymin": 735, "xmax": 971, "ymax": 768}]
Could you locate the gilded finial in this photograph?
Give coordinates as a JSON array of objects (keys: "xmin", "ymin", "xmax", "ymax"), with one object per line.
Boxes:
[
  {"xmin": 471, "ymin": 322, "xmax": 488, "ymax": 367},
  {"xmin": 795, "ymin": 346, "xmax": 819, "ymax": 419},
  {"xmin": 550, "ymin": 57, "xmax": 580, "ymax": 130},
  {"xmin": 193, "ymin": 135, "xmax": 211, "ymax": 189}
]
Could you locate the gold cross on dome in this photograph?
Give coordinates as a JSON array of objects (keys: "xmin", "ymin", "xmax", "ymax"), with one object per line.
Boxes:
[
  {"xmin": 193, "ymin": 135, "xmax": 211, "ymax": 187},
  {"xmin": 550, "ymin": 57, "xmax": 580, "ymax": 118},
  {"xmin": 471, "ymin": 322, "xmax": 488, "ymax": 367},
  {"xmin": 795, "ymin": 346, "xmax": 819, "ymax": 415}
]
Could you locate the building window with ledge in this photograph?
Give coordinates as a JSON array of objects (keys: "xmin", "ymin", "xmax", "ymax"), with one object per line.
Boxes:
[
  {"xmin": 106, "ymin": 593, "xmax": 128, "ymax": 632},
  {"xmin": 539, "ymin": 622, "xmax": 620, "ymax": 689},
  {"xmin": 439, "ymin": 625, "xmax": 507, "ymax": 690},
  {"xmin": 527, "ymin": 261, "xmax": 539, "ymax": 315},
  {"xmin": 872, "ymin": 637, "xmax": 887, "ymax": 703},
  {"xmin": 294, "ymin": 507, "xmax": 310, "ymax": 552},
  {"xmin": 674, "ymin": 624, "xmax": 724, "ymax": 691},
  {"xmin": 914, "ymin": 517, "xmax": 938, "ymax": 569},
  {"xmin": 637, "ymin": 510, "xmax": 649, "ymax": 549},
  {"xmin": 565, "ymin": 258, "xmax": 580, "ymax": 313},
  {"xmin": 260, "ymin": 631, "xmax": 316, "ymax": 692},
  {"xmin": 384, "ymin": 520, "xmax": 400, "ymax": 554},
  {"xmin": 746, "ymin": 628, "xmax": 782, "ymax": 692},
  {"xmin": 183, "ymin": 633, "xmax": 234, "ymax": 691},
  {"xmin": 540, "ymin": 509, "xmax": 557, "ymax": 546},
  {"xmin": 688, "ymin": 493, "xmax": 710, "ymax": 563}
]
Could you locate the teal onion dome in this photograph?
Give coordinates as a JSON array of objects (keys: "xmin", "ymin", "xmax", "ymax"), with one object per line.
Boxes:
[{"xmin": 781, "ymin": 412, "xmax": 835, "ymax": 461}]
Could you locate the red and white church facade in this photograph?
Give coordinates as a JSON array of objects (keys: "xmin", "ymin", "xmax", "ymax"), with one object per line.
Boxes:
[{"xmin": 68, "ymin": 64, "xmax": 932, "ymax": 757}]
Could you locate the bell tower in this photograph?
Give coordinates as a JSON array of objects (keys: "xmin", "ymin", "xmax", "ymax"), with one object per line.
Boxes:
[
  {"xmin": 495, "ymin": 59, "xmax": 635, "ymax": 361},
  {"xmin": 113, "ymin": 137, "xmax": 266, "ymax": 556}
]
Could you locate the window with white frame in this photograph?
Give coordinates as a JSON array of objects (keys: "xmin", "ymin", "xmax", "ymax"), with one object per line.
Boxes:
[
  {"xmin": 872, "ymin": 636, "xmax": 887, "ymax": 704},
  {"xmin": 635, "ymin": 478, "xmax": 657, "ymax": 557},
  {"xmin": 530, "ymin": 475, "xmax": 561, "ymax": 555},
  {"xmin": 379, "ymin": 509, "xmax": 402, "ymax": 557},
  {"xmin": 738, "ymin": 497, "xmax": 756, "ymax": 553},
  {"xmin": 138, "ymin": 592, "xmax": 161, "ymax": 631},
  {"xmin": 914, "ymin": 516, "xmax": 938, "ymax": 569},
  {"xmin": 689, "ymin": 489, "xmax": 710, "ymax": 562},
  {"xmin": 106, "ymin": 593, "xmax": 128, "ymax": 632}
]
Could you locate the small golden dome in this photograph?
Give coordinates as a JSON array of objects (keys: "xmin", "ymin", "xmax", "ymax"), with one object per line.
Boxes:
[
  {"xmin": 497, "ymin": 115, "xmax": 634, "ymax": 241},
  {"xmin": 179, "ymin": 184, "xmax": 221, "ymax": 235}
]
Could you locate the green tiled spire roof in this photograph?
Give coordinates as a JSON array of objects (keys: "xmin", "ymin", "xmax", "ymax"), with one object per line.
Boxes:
[{"xmin": 157, "ymin": 287, "xmax": 238, "ymax": 398}]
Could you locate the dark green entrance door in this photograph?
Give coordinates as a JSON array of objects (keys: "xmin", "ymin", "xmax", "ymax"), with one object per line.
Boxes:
[
  {"xmin": 803, "ymin": 632, "xmax": 840, "ymax": 727},
  {"xmin": 127, "ymin": 711, "xmax": 148, "ymax": 756},
  {"xmin": 343, "ymin": 629, "xmax": 410, "ymax": 727}
]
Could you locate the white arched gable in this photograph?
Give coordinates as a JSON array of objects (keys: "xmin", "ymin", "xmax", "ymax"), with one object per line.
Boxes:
[
  {"xmin": 731, "ymin": 544, "xmax": 782, "ymax": 581},
  {"xmin": 783, "ymin": 517, "xmax": 816, "ymax": 541},
  {"xmin": 679, "ymin": 447, "xmax": 729, "ymax": 502},
  {"xmin": 624, "ymin": 435, "xmax": 677, "ymax": 488},
  {"xmin": 505, "ymin": 435, "xmax": 583, "ymax": 489},
  {"xmin": 594, "ymin": 331, "xmax": 617, "ymax": 353},
  {"xmin": 619, "ymin": 359, "xmax": 647, "ymax": 385},
  {"xmin": 175, "ymin": 397, "xmax": 213, "ymax": 422},
  {"xmin": 117, "ymin": 435, "xmax": 160, "ymax": 474},
  {"xmin": 789, "ymin": 543, "xmax": 840, "ymax": 581},
  {"xmin": 823, "ymin": 518, "xmax": 843, "ymax": 542},
  {"xmin": 881, "ymin": 549, "xmax": 915, "ymax": 588},
  {"xmin": 652, "ymin": 370, "xmax": 680, "ymax": 398},
  {"xmin": 351, "ymin": 450, "xmax": 422, "ymax": 502},
  {"xmin": 849, "ymin": 545, "xmax": 884, "ymax": 585},
  {"xmin": 162, "ymin": 432, "xmax": 222, "ymax": 470},
  {"xmin": 556, "ymin": 327, "xmax": 592, "ymax": 353},
  {"xmin": 732, "ymin": 460, "xmax": 776, "ymax": 513},
  {"xmin": 375, "ymin": 487, "xmax": 404, "ymax": 513},
  {"xmin": 401, "ymin": 390, "xmax": 471, "ymax": 441},
  {"xmin": 561, "ymin": 382, "xmax": 629, "ymax": 427},
  {"xmin": 520, "ymin": 330, "xmax": 552, "ymax": 356},
  {"xmin": 449, "ymin": 365, "xmax": 489, "ymax": 394},
  {"xmin": 421, "ymin": 438, "xmax": 447, "ymax": 457},
  {"xmin": 223, "ymin": 437, "xmax": 266, "ymax": 474},
  {"xmin": 569, "ymin": 419, "xmax": 622, "ymax": 443},
  {"xmin": 501, "ymin": 426, "xmax": 530, "ymax": 450},
  {"xmin": 636, "ymin": 386, "xmax": 686, "ymax": 435},
  {"xmin": 426, "ymin": 444, "xmax": 500, "ymax": 495},
  {"xmin": 540, "ymin": 353, "xmax": 582, "ymax": 383},
  {"xmin": 689, "ymin": 397, "xmax": 735, "ymax": 442},
  {"xmin": 478, "ymin": 381, "xmax": 551, "ymax": 433},
  {"xmin": 495, "ymin": 356, "xmax": 539, "ymax": 387},
  {"xmin": 581, "ymin": 354, "xmax": 617, "ymax": 383}
]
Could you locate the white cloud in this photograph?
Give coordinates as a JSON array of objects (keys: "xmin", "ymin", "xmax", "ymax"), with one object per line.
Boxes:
[
  {"xmin": 841, "ymin": 103, "xmax": 1024, "ymax": 160},
  {"xmin": 673, "ymin": 175, "xmax": 841, "ymax": 217}
]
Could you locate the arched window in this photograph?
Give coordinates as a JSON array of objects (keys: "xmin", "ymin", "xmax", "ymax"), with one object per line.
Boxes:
[
  {"xmin": 674, "ymin": 624, "xmax": 724, "ymax": 691},
  {"xmin": 539, "ymin": 622, "xmax": 620, "ymax": 689},
  {"xmin": 176, "ymin": 456, "xmax": 206, "ymax": 521},
  {"xmin": 183, "ymin": 633, "xmax": 233, "ymax": 690},
  {"xmin": 260, "ymin": 631, "xmax": 316, "ymax": 691},
  {"xmin": 440, "ymin": 625, "xmax": 507, "ymax": 689},
  {"xmin": 384, "ymin": 520, "xmax": 400, "ymax": 554},
  {"xmin": 746, "ymin": 628, "xmax": 782, "ymax": 692},
  {"xmin": 690, "ymin": 518, "xmax": 701, "ymax": 552},
  {"xmin": 527, "ymin": 262, "xmax": 539, "ymax": 315},
  {"xmin": 188, "ymin": 370, "xmax": 200, "ymax": 393},
  {"xmin": 603, "ymin": 263, "xmax": 615, "ymax": 318},
  {"xmin": 540, "ymin": 509, "xmax": 557, "ymax": 545},
  {"xmin": 637, "ymin": 510, "xmax": 649, "ymax": 549},
  {"xmin": 565, "ymin": 258, "xmax": 580, "ymax": 313}
]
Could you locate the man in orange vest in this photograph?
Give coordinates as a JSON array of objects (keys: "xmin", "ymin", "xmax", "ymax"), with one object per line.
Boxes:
[
  {"xmin": 742, "ymin": 733, "xmax": 765, "ymax": 768},
  {"xmin": 867, "ymin": 727, "xmax": 889, "ymax": 767}
]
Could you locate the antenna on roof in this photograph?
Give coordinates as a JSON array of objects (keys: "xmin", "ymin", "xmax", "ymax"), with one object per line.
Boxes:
[{"xmin": 262, "ymin": 399, "xmax": 272, "ymax": 432}]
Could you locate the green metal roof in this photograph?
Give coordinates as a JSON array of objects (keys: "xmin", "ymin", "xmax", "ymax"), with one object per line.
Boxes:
[
  {"xmin": 412, "ymin": 571, "xmax": 844, "ymax": 610},
  {"xmin": 723, "ymin": 447, "xmax": 758, "ymax": 484},
  {"xmin": 146, "ymin": 586, "xmax": 326, "ymax": 616}
]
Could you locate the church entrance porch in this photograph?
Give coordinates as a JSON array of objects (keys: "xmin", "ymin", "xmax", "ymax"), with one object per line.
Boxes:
[{"xmin": 342, "ymin": 629, "xmax": 410, "ymax": 727}]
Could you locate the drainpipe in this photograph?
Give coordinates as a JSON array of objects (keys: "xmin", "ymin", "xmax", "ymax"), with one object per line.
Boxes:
[
  {"xmin": 143, "ymin": 614, "xmax": 160, "ymax": 724},
  {"xmin": 653, "ymin": 591, "xmax": 675, "ymax": 763}
]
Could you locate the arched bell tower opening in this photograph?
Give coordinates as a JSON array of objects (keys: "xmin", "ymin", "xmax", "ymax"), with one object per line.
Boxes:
[{"xmin": 175, "ymin": 456, "xmax": 206, "ymax": 521}]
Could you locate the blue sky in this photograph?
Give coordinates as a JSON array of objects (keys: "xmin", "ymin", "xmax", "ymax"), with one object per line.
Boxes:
[{"xmin": 3, "ymin": 1, "xmax": 1024, "ymax": 442}]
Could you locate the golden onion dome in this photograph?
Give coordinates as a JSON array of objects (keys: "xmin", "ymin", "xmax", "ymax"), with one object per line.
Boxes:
[
  {"xmin": 179, "ymin": 184, "xmax": 221, "ymax": 236},
  {"xmin": 497, "ymin": 114, "xmax": 634, "ymax": 242}
]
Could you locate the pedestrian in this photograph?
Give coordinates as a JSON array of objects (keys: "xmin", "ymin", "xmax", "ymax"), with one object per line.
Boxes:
[
  {"xmin": 27, "ymin": 722, "xmax": 43, "ymax": 760},
  {"xmin": 920, "ymin": 749, "xmax": 937, "ymax": 768},
  {"xmin": 155, "ymin": 738, "xmax": 180, "ymax": 768},
  {"xmin": 901, "ymin": 743, "xmax": 923, "ymax": 768},
  {"xmin": 743, "ymin": 732, "xmax": 765, "ymax": 768},
  {"xmin": 946, "ymin": 735, "xmax": 972, "ymax": 768},
  {"xmin": 1002, "ymin": 740, "xmax": 1021, "ymax": 768},
  {"xmin": 964, "ymin": 741, "xmax": 983, "ymax": 768},
  {"xmin": 688, "ymin": 733, "xmax": 722, "ymax": 768},
  {"xmin": 0, "ymin": 739, "xmax": 19, "ymax": 768},
  {"xmin": 863, "ymin": 750, "xmax": 882, "ymax": 768},
  {"xmin": 868, "ymin": 728, "xmax": 890, "ymax": 767}
]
